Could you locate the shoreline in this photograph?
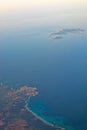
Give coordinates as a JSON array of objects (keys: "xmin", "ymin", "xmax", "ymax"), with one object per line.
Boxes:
[{"xmin": 25, "ymin": 96, "xmax": 65, "ymax": 130}]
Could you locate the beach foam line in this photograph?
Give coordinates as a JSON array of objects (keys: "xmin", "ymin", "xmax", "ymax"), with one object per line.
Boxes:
[
  {"xmin": 25, "ymin": 96, "xmax": 65, "ymax": 130},
  {"xmin": 26, "ymin": 105, "xmax": 54, "ymax": 126}
]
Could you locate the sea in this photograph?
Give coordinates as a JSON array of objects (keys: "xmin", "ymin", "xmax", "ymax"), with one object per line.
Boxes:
[{"xmin": 0, "ymin": 1, "xmax": 87, "ymax": 130}]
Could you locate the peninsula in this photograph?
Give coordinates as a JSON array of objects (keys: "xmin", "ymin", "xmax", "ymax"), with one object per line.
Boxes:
[{"xmin": 0, "ymin": 84, "xmax": 65, "ymax": 130}]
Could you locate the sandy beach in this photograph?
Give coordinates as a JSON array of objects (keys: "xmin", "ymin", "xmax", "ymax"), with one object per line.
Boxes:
[{"xmin": 25, "ymin": 96, "xmax": 65, "ymax": 130}]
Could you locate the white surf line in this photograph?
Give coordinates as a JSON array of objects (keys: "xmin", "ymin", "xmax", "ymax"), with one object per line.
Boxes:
[{"xmin": 25, "ymin": 96, "xmax": 65, "ymax": 130}]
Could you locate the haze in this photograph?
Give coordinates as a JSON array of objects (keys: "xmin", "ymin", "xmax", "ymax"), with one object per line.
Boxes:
[{"xmin": 0, "ymin": 0, "xmax": 87, "ymax": 31}]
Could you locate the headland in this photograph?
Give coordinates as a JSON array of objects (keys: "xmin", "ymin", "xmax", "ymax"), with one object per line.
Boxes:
[{"xmin": 0, "ymin": 84, "xmax": 65, "ymax": 130}]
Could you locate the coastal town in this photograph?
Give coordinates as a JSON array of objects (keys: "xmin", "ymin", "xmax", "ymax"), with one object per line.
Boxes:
[{"xmin": 0, "ymin": 84, "xmax": 65, "ymax": 130}]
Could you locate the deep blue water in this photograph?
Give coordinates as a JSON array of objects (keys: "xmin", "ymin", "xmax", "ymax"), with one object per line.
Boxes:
[{"xmin": 0, "ymin": 24, "xmax": 87, "ymax": 129}]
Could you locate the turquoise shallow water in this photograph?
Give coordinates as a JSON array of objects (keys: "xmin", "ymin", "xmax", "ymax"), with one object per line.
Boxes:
[{"xmin": 28, "ymin": 97, "xmax": 75, "ymax": 130}]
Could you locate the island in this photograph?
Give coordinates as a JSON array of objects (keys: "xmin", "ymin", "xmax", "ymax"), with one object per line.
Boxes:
[{"xmin": 0, "ymin": 84, "xmax": 65, "ymax": 130}]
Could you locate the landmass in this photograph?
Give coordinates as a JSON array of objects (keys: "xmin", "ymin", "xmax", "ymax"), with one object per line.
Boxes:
[{"xmin": 0, "ymin": 84, "xmax": 65, "ymax": 130}]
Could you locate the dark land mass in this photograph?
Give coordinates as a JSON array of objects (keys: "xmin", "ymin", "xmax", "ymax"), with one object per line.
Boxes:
[{"xmin": 0, "ymin": 85, "xmax": 65, "ymax": 130}]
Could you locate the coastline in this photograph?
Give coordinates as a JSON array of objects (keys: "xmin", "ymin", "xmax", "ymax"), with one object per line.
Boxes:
[{"xmin": 25, "ymin": 96, "xmax": 65, "ymax": 130}]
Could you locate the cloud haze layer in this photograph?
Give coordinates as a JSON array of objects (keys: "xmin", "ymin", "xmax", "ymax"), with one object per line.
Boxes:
[
  {"xmin": 0, "ymin": 0, "xmax": 86, "ymax": 33},
  {"xmin": 49, "ymin": 28, "xmax": 85, "ymax": 40}
]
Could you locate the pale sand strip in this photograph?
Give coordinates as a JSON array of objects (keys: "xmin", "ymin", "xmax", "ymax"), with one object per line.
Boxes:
[
  {"xmin": 25, "ymin": 97, "xmax": 65, "ymax": 130},
  {"xmin": 26, "ymin": 105, "xmax": 54, "ymax": 127}
]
